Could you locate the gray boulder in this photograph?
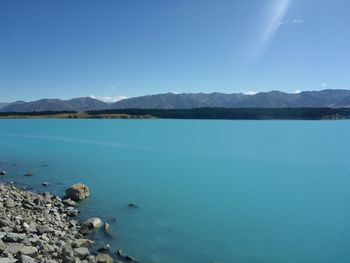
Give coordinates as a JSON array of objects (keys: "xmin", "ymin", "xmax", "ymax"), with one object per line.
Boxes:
[
  {"xmin": 20, "ymin": 255, "xmax": 36, "ymax": 263},
  {"xmin": 0, "ymin": 257, "xmax": 17, "ymax": 263},
  {"xmin": 84, "ymin": 218, "xmax": 102, "ymax": 229},
  {"xmin": 3, "ymin": 243, "xmax": 25, "ymax": 254},
  {"xmin": 5, "ymin": 199, "xmax": 16, "ymax": 208},
  {"xmin": 62, "ymin": 199, "xmax": 78, "ymax": 206},
  {"xmin": 74, "ymin": 247, "xmax": 89, "ymax": 259},
  {"xmin": 95, "ymin": 253, "xmax": 114, "ymax": 263},
  {"xmin": 65, "ymin": 184, "xmax": 90, "ymax": 201},
  {"xmin": 72, "ymin": 239, "xmax": 93, "ymax": 248},
  {"xmin": 4, "ymin": 233, "xmax": 25, "ymax": 242},
  {"xmin": 19, "ymin": 246, "xmax": 38, "ymax": 257},
  {"xmin": 65, "ymin": 207, "xmax": 79, "ymax": 217},
  {"xmin": 0, "ymin": 232, "xmax": 6, "ymax": 239}
]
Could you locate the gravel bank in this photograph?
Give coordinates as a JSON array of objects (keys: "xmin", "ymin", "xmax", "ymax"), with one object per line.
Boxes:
[{"xmin": 0, "ymin": 183, "xmax": 125, "ymax": 263}]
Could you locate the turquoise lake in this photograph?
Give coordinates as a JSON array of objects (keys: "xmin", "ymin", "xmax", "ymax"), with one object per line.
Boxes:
[{"xmin": 1, "ymin": 119, "xmax": 350, "ymax": 263}]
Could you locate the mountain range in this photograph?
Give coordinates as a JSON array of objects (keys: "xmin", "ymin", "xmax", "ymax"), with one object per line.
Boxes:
[
  {"xmin": 1, "ymin": 89, "xmax": 350, "ymax": 112},
  {"xmin": 0, "ymin": 97, "xmax": 107, "ymax": 112}
]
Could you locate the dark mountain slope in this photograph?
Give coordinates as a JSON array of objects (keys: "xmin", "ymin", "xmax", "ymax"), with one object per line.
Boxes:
[
  {"xmin": 110, "ymin": 89, "xmax": 350, "ymax": 109},
  {"xmin": 1, "ymin": 97, "xmax": 108, "ymax": 112}
]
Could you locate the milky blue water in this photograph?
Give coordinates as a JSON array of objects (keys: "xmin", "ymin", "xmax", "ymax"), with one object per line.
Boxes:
[{"xmin": 1, "ymin": 119, "xmax": 350, "ymax": 263}]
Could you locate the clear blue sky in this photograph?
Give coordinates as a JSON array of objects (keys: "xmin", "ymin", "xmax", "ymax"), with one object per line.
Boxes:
[{"xmin": 1, "ymin": 0, "xmax": 349, "ymax": 102}]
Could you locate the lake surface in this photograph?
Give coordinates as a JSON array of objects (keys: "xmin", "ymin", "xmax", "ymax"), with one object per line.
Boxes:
[{"xmin": 1, "ymin": 119, "xmax": 350, "ymax": 263}]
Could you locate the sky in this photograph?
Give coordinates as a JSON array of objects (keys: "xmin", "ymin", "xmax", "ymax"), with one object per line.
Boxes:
[{"xmin": 0, "ymin": 0, "xmax": 350, "ymax": 102}]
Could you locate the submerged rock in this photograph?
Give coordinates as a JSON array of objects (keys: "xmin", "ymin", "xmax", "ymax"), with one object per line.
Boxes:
[
  {"xmin": 0, "ymin": 171, "xmax": 6, "ymax": 176},
  {"xmin": 42, "ymin": 181, "xmax": 49, "ymax": 187},
  {"xmin": 97, "ymin": 244, "xmax": 110, "ymax": 253},
  {"xmin": 65, "ymin": 184, "xmax": 90, "ymax": 201},
  {"xmin": 116, "ymin": 249, "xmax": 137, "ymax": 262},
  {"xmin": 103, "ymin": 223, "xmax": 112, "ymax": 237},
  {"xmin": 127, "ymin": 203, "xmax": 138, "ymax": 208},
  {"xmin": 24, "ymin": 172, "xmax": 33, "ymax": 177}
]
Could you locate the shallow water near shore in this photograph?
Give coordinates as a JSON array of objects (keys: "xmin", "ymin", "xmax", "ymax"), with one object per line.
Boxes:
[{"xmin": 1, "ymin": 119, "xmax": 350, "ymax": 262}]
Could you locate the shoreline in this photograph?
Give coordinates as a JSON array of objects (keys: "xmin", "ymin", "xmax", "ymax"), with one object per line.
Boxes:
[
  {"xmin": 1, "ymin": 107, "xmax": 350, "ymax": 120},
  {"xmin": 0, "ymin": 182, "xmax": 135, "ymax": 263},
  {"xmin": 0, "ymin": 113, "xmax": 155, "ymax": 120}
]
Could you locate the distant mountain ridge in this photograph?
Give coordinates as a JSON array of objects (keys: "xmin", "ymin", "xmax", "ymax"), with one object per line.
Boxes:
[
  {"xmin": 0, "ymin": 97, "xmax": 107, "ymax": 112},
  {"xmin": 110, "ymin": 89, "xmax": 350, "ymax": 109},
  {"xmin": 1, "ymin": 89, "xmax": 350, "ymax": 112}
]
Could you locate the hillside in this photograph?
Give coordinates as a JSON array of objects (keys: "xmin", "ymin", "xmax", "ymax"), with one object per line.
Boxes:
[
  {"xmin": 110, "ymin": 89, "xmax": 350, "ymax": 109},
  {"xmin": 0, "ymin": 97, "xmax": 108, "ymax": 112}
]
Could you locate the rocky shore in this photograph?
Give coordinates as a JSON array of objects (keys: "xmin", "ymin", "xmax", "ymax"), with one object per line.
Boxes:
[{"xmin": 0, "ymin": 183, "xmax": 134, "ymax": 263}]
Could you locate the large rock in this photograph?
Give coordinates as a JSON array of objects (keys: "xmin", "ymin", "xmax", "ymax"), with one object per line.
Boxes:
[
  {"xmin": 20, "ymin": 246, "xmax": 38, "ymax": 257},
  {"xmin": 3, "ymin": 243, "xmax": 25, "ymax": 254},
  {"xmin": 0, "ymin": 258, "xmax": 17, "ymax": 263},
  {"xmin": 95, "ymin": 253, "xmax": 114, "ymax": 263},
  {"xmin": 74, "ymin": 247, "xmax": 89, "ymax": 259},
  {"xmin": 65, "ymin": 184, "xmax": 90, "ymax": 201},
  {"xmin": 62, "ymin": 199, "xmax": 77, "ymax": 206},
  {"xmin": 65, "ymin": 207, "xmax": 79, "ymax": 217},
  {"xmin": 72, "ymin": 239, "xmax": 94, "ymax": 248},
  {"xmin": 84, "ymin": 218, "xmax": 102, "ymax": 229},
  {"xmin": 5, "ymin": 199, "xmax": 16, "ymax": 208},
  {"xmin": 4, "ymin": 233, "xmax": 25, "ymax": 242},
  {"xmin": 0, "ymin": 232, "xmax": 6, "ymax": 239},
  {"xmin": 20, "ymin": 255, "xmax": 37, "ymax": 263}
]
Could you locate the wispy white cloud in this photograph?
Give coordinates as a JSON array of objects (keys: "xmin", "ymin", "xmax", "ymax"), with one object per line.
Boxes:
[
  {"xmin": 293, "ymin": 19, "xmax": 304, "ymax": 24},
  {"xmin": 277, "ymin": 18, "xmax": 304, "ymax": 26},
  {"xmin": 89, "ymin": 95, "xmax": 128, "ymax": 102},
  {"xmin": 321, "ymin": 82, "xmax": 328, "ymax": 88},
  {"xmin": 294, "ymin": 89, "xmax": 302, "ymax": 94},
  {"xmin": 110, "ymin": 86, "xmax": 116, "ymax": 90}
]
